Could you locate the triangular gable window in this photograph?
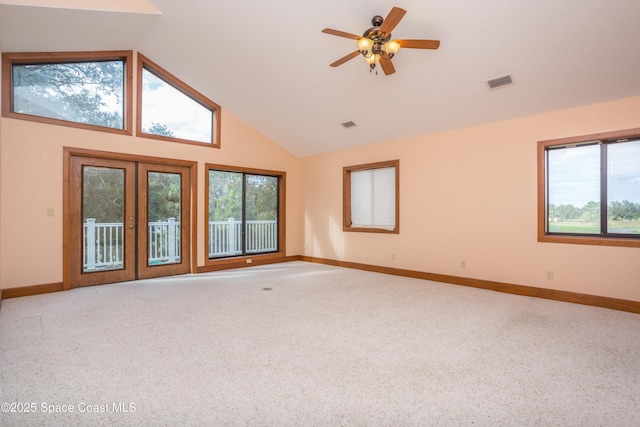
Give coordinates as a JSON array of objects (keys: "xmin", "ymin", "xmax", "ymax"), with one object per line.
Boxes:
[{"xmin": 136, "ymin": 54, "xmax": 220, "ymax": 148}]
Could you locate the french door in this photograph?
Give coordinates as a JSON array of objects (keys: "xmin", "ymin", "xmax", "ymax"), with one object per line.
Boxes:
[{"xmin": 68, "ymin": 155, "xmax": 191, "ymax": 288}]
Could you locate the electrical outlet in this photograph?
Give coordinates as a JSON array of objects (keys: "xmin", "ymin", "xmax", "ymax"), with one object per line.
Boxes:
[
  {"xmin": 460, "ymin": 260, "xmax": 466, "ymax": 269},
  {"xmin": 47, "ymin": 208, "xmax": 54, "ymax": 217},
  {"xmin": 391, "ymin": 253, "xmax": 396, "ymax": 260},
  {"xmin": 546, "ymin": 270, "xmax": 554, "ymax": 280},
  {"xmin": 246, "ymin": 259, "xmax": 253, "ymax": 264},
  {"xmin": 305, "ymin": 244, "xmax": 309, "ymax": 251}
]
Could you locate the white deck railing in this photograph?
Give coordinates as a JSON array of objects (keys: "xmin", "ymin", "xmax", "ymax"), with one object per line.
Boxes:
[
  {"xmin": 83, "ymin": 219, "xmax": 124, "ymax": 270},
  {"xmin": 83, "ymin": 218, "xmax": 277, "ymax": 270},
  {"xmin": 208, "ymin": 219, "xmax": 278, "ymax": 257},
  {"xmin": 148, "ymin": 219, "xmax": 181, "ymax": 265}
]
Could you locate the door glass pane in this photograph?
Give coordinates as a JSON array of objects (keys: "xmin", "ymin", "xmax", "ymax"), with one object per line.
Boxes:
[
  {"xmin": 83, "ymin": 166, "xmax": 125, "ymax": 272},
  {"xmin": 547, "ymin": 145, "xmax": 601, "ymax": 234},
  {"xmin": 246, "ymin": 174, "xmax": 278, "ymax": 254},
  {"xmin": 208, "ymin": 171, "xmax": 243, "ymax": 258},
  {"xmin": 147, "ymin": 172, "xmax": 181, "ymax": 266},
  {"xmin": 607, "ymin": 140, "xmax": 640, "ymax": 234}
]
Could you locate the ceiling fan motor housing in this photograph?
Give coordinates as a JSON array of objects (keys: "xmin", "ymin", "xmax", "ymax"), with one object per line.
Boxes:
[
  {"xmin": 363, "ymin": 13, "xmax": 392, "ymax": 55},
  {"xmin": 362, "ymin": 24, "xmax": 392, "ymax": 61}
]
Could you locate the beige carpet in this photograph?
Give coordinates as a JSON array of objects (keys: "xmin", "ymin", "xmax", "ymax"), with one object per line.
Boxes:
[{"xmin": 1, "ymin": 261, "xmax": 639, "ymax": 426}]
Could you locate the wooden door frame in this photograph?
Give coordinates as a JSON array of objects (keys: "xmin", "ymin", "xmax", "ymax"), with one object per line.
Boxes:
[{"xmin": 63, "ymin": 147, "xmax": 198, "ymax": 290}]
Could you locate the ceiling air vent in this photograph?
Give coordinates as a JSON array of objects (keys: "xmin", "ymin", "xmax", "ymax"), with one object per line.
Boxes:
[
  {"xmin": 341, "ymin": 121, "xmax": 357, "ymax": 128},
  {"xmin": 486, "ymin": 74, "xmax": 514, "ymax": 89}
]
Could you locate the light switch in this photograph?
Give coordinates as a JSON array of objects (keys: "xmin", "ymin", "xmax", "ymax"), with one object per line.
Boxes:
[{"xmin": 47, "ymin": 208, "xmax": 54, "ymax": 217}]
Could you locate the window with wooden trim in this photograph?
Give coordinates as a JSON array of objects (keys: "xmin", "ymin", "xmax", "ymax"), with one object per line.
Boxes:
[
  {"xmin": 2, "ymin": 51, "xmax": 133, "ymax": 135},
  {"xmin": 343, "ymin": 160, "xmax": 399, "ymax": 233},
  {"xmin": 137, "ymin": 54, "xmax": 221, "ymax": 148},
  {"xmin": 206, "ymin": 164, "xmax": 285, "ymax": 261},
  {"xmin": 538, "ymin": 128, "xmax": 640, "ymax": 248}
]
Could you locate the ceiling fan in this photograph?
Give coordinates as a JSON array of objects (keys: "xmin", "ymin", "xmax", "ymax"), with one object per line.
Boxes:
[{"xmin": 322, "ymin": 6, "xmax": 440, "ymax": 75}]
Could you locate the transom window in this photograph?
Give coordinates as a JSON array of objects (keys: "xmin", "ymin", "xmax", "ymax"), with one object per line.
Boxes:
[
  {"xmin": 538, "ymin": 129, "xmax": 640, "ymax": 247},
  {"xmin": 137, "ymin": 54, "xmax": 220, "ymax": 148},
  {"xmin": 343, "ymin": 160, "xmax": 399, "ymax": 234},
  {"xmin": 2, "ymin": 51, "xmax": 132, "ymax": 134}
]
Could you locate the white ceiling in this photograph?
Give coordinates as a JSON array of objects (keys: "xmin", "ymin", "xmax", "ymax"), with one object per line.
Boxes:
[{"xmin": 1, "ymin": 0, "xmax": 639, "ymax": 157}]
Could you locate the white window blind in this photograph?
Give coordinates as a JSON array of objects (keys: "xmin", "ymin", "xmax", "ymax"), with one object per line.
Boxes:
[{"xmin": 350, "ymin": 166, "xmax": 396, "ymax": 230}]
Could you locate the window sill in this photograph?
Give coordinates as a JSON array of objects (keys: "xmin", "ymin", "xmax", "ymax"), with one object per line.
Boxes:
[
  {"xmin": 344, "ymin": 226, "xmax": 399, "ymax": 234},
  {"xmin": 538, "ymin": 233, "xmax": 640, "ymax": 248}
]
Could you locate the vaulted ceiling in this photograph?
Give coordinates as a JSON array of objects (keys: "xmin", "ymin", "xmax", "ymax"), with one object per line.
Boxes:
[{"xmin": 1, "ymin": 0, "xmax": 639, "ymax": 156}]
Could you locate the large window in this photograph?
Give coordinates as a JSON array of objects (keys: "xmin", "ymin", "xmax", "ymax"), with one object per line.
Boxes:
[
  {"xmin": 2, "ymin": 51, "xmax": 133, "ymax": 134},
  {"xmin": 538, "ymin": 129, "xmax": 640, "ymax": 247},
  {"xmin": 3, "ymin": 51, "xmax": 221, "ymax": 144},
  {"xmin": 343, "ymin": 160, "xmax": 399, "ymax": 233},
  {"xmin": 206, "ymin": 165, "xmax": 285, "ymax": 260},
  {"xmin": 137, "ymin": 54, "xmax": 220, "ymax": 148}
]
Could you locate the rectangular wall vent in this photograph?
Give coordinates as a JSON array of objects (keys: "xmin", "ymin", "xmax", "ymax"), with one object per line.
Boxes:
[
  {"xmin": 486, "ymin": 74, "xmax": 514, "ymax": 89},
  {"xmin": 341, "ymin": 121, "xmax": 357, "ymax": 128}
]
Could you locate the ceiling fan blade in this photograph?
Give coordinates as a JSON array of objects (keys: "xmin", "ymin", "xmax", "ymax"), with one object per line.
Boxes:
[
  {"xmin": 330, "ymin": 51, "xmax": 361, "ymax": 67},
  {"xmin": 322, "ymin": 28, "xmax": 361, "ymax": 40},
  {"xmin": 397, "ymin": 39, "xmax": 441, "ymax": 49},
  {"xmin": 379, "ymin": 57, "xmax": 395, "ymax": 75},
  {"xmin": 379, "ymin": 7, "xmax": 407, "ymax": 34}
]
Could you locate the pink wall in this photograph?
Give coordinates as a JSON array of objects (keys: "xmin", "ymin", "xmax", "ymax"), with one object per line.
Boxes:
[
  {"xmin": 0, "ymin": 111, "xmax": 303, "ymax": 289},
  {"xmin": 1, "ymin": 82, "xmax": 639, "ymax": 302},
  {"xmin": 302, "ymin": 96, "xmax": 640, "ymax": 302}
]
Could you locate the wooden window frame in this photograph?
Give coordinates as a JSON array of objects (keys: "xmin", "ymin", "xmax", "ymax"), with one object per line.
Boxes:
[
  {"xmin": 2, "ymin": 50, "xmax": 133, "ymax": 135},
  {"xmin": 537, "ymin": 127, "xmax": 640, "ymax": 248},
  {"xmin": 204, "ymin": 164, "xmax": 286, "ymax": 267},
  {"xmin": 343, "ymin": 159, "xmax": 400, "ymax": 234},
  {"xmin": 136, "ymin": 54, "xmax": 221, "ymax": 148}
]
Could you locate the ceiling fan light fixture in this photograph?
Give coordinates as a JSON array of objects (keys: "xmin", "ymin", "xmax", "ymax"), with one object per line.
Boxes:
[
  {"xmin": 383, "ymin": 40, "xmax": 401, "ymax": 58},
  {"xmin": 358, "ymin": 37, "xmax": 374, "ymax": 53},
  {"xmin": 365, "ymin": 53, "xmax": 379, "ymax": 69}
]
